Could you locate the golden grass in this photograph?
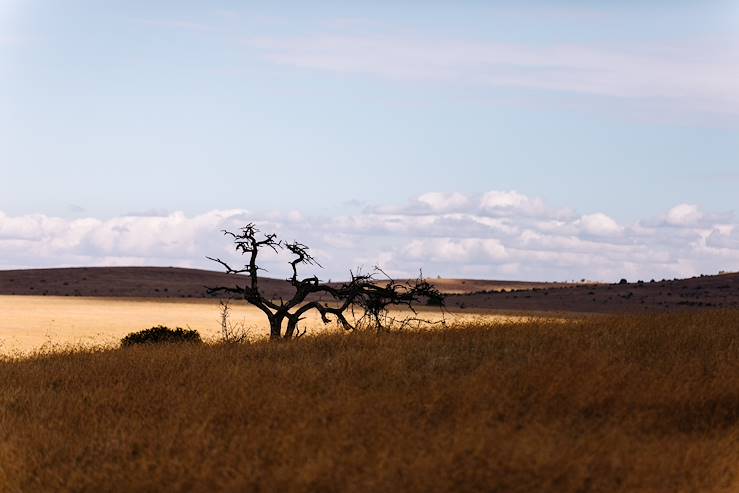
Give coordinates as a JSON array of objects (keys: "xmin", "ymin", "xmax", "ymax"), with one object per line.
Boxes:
[
  {"xmin": 0, "ymin": 295, "xmax": 259, "ymax": 354},
  {"xmin": 0, "ymin": 295, "xmax": 526, "ymax": 354},
  {"xmin": 1, "ymin": 311, "xmax": 739, "ymax": 492}
]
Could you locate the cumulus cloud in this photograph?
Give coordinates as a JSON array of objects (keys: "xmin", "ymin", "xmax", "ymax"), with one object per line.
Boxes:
[
  {"xmin": 480, "ymin": 190, "xmax": 539, "ymax": 213},
  {"xmin": 1, "ymin": 191, "xmax": 738, "ymax": 281},
  {"xmin": 478, "ymin": 190, "xmax": 575, "ymax": 220},
  {"xmin": 665, "ymin": 204, "xmax": 703, "ymax": 226},
  {"xmin": 371, "ymin": 191, "xmax": 470, "ymax": 215},
  {"xmin": 416, "ymin": 192, "xmax": 470, "ymax": 213},
  {"xmin": 402, "ymin": 238, "xmax": 508, "ymax": 264},
  {"xmin": 578, "ymin": 213, "xmax": 623, "ymax": 237}
]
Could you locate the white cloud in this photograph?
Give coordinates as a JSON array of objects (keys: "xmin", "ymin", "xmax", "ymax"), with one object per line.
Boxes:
[
  {"xmin": 665, "ymin": 204, "xmax": 703, "ymax": 226},
  {"xmin": 245, "ymin": 34, "xmax": 739, "ymax": 117},
  {"xmin": 416, "ymin": 192, "xmax": 470, "ymax": 213},
  {"xmin": 402, "ymin": 238, "xmax": 508, "ymax": 263},
  {"xmin": 480, "ymin": 190, "xmax": 542, "ymax": 216},
  {"xmin": 480, "ymin": 190, "xmax": 532, "ymax": 210},
  {"xmin": 1, "ymin": 191, "xmax": 738, "ymax": 281},
  {"xmin": 578, "ymin": 213, "xmax": 623, "ymax": 237}
]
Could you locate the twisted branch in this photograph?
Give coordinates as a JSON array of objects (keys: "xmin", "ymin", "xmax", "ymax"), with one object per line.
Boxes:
[{"xmin": 207, "ymin": 224, "xmax": 445, "ymax": 339}]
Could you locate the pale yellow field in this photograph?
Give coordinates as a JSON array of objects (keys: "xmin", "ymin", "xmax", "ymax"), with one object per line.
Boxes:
[{"xmin": 0, "ymin": 295, "xmax": 526, "ymax": 354}]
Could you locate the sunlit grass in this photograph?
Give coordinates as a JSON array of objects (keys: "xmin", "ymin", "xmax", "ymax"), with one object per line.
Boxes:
[
  {"xmin": 2, "ymin": 310, "xmax": 738, "ymax": 492},
  {"xmin": 0, "ymin": 295, "xmax": 530, "ymax": 354}
]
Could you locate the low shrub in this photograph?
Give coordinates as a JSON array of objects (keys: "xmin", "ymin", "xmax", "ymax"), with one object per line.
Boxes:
[
  {"xmin": 426, "ymin": 291, "xmax": 445, "ymax": 307},
  {"xmin": 121, "ymin": 325, "xmax": 202, "ymax": 347}
]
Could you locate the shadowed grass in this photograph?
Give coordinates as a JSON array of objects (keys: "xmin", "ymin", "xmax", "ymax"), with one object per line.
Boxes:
[{"xmin": 1, "ymin": 311, "xmax": 739, "ymax": 492}]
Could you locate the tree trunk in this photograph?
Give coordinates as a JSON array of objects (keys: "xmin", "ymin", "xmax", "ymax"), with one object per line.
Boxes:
[
  {"xmin": 269, "ymin": 315, "xmax": 283, "ymax": 340},
  {"xmin": 284, "ymin": 316, "xmax": 299, "ymax": 339}
]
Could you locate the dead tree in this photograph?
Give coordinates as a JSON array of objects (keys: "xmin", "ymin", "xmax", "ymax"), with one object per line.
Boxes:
[{"xmin": 207, "ymin": 223, "xmax": 444, "ymax": 340}]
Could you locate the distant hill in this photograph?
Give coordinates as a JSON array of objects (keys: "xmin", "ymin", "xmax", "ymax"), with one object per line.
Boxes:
[
  {"xmin": 0, "ymin": 266, "xmax": 559, "ymax": 299},
  {"xmin": 1, "ymin": 267, "xmax": 736, "ymax": 314},
  {"xmin": 0, "ymin": 267, "xmax": 293, "ymax": 299},
  {"xmin": 426, "ymin": 278, "xmax": 580, "ymax": 294},
  {"xmin": 448, "ymin": 272, "xmax": 739, "ymax": 314}
]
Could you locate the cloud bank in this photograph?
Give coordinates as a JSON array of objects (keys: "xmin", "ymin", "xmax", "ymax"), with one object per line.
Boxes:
[{"xmin": 1, "ymin": 191, "xmax": 738, "ymax": 282}]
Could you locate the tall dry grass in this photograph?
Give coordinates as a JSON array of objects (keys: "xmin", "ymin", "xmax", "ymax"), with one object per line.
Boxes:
[{"xmin": 1, "ymin": 311, "xmax": 739, "ymax": 492}]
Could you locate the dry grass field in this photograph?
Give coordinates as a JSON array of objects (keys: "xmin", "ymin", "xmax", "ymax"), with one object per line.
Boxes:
[
  {"xmin": 1, "ymin": 311, "xmax": 739, "ymax": 492},
  {"xmin": 0, "ymin": 295, "xmax": 523, "ymax": 355},
  {"xmin": 0, "ymin": 295, "xmax": 263, "ymax": 354}
]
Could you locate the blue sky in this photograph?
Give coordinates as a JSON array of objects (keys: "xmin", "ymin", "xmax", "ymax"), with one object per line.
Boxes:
[{"xmin": 0, "ymin": 1, "xmax": 738, "ymax": 280}]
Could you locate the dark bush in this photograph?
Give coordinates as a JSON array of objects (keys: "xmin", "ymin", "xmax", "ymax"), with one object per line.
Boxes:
[
  {"xmin": 426, "ymin": 291, "xmax": 445, "ymax": 307},
  {"xmin": 121, "ymin": 325, "xmax": 202, "ymax": 347}
]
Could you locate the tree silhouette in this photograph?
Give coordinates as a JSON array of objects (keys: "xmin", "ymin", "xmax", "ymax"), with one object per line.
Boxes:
[{"xmin": 207, "ymin": 223, "xmax": 444, "ymax": 339}]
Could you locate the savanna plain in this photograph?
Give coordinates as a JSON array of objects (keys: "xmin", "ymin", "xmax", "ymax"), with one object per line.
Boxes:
[{"xmin": 1, "ymin": 309, "xmax": 738, "ymax": 492}]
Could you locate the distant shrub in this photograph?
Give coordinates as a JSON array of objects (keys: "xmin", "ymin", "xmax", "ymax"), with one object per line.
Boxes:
[
  {"xmin": 426, "ymin": 291, "xmax": 445, "ymax": 307},
  {"xmin": 618, "ymin": 279, "xmax": 628, "ymax": 285},
  {"xmin": 121, "ymin": 325, "xmax": 202, "ymax": 347}
]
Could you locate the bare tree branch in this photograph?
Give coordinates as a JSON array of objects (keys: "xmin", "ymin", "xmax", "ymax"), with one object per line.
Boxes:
[{"xmin": 207, "ymin": 224, "xmax": 445, "ymax": 340}]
